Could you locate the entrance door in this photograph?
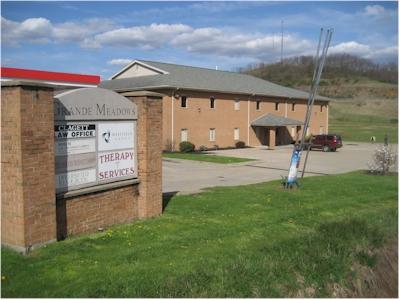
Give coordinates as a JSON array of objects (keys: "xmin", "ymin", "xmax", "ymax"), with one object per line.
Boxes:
[
  {"xmin": 256, "ymin": 127, "xmax": 269, "ymax": 145},
  {"xmin": 276, "ymin": 127, "xmax": 281, "ymax": 146}
]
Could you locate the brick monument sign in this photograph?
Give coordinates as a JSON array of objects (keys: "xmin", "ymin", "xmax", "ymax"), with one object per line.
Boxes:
[{"xmin": 1, "ymin": 81, "xmax": 163, "ymax": 253}]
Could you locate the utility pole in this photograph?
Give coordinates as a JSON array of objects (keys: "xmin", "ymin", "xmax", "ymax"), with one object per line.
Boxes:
[
  {"xmin": 280, "ymin": 20, "xmax": 284, "ymax": 64},
  {"xmin": 273, "ymin": 34, "xmax": 275, "ymax": 50}
]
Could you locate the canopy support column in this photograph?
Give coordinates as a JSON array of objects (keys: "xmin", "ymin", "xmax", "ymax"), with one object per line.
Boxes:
[{"xmin": 269, "ymin": 127, "xmax": 276, "ymax": 149}]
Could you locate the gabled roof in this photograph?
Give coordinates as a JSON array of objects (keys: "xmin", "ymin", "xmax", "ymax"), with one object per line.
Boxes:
[
  {"xmin": 251, "ymin": 113, "xmax": 303, "ymax": 127},
  {"xmin": 109, "ymin": 60, "xmax": 169, "ymax": 79},
  {"xmin": 100, "ymin": 60, "xmax": 330, "ymax": 102}
]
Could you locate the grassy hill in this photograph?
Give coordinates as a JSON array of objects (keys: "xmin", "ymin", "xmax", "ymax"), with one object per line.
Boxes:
[{"xmin": 242, "ymin": 54, "xmax": 398, "ymax": 143}]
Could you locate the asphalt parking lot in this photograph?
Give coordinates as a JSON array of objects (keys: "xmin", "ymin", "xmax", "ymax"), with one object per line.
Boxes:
[{"xmin": 163, "ymin": 142, "xmax": 398, "ymax": 194}]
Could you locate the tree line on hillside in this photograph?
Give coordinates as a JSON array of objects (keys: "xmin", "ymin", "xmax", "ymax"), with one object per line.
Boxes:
[{"xmin": 240, "ymin": 54, "xmax": 398, "ymax": 87}]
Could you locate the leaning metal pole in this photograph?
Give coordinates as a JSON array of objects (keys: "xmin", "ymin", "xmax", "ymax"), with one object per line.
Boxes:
[
  {"xmin": 284, "ymin": 28, "xmax": 333, "ymax": 188},
  {"xmin": 312, "ymin": 28, "xmax": 324, "ymax": 85},
  {"xmin": 300, "ymin": 29, "xmax": 333, "ymax": 178},
  {"xmin": 285, "ymin": 28, "xmax": 324, "ymax": 186},
  {"xmin": 300, "ymin": 29, "xmax": 333, "ymax": 147}
]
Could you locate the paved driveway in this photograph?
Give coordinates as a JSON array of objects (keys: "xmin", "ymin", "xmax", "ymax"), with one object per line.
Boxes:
[{"xmin": 163, "ymin": 143, "xmax": 398, "ymax": 194}]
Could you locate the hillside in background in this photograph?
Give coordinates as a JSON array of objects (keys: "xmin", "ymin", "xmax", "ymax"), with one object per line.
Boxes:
[
  {"xmin": 242, "ymin": 54, "xmax": 398, "ymax": 143},
  {"xmin": 242, "ymin": 54, "xmax": 398, "ymax": 99}
]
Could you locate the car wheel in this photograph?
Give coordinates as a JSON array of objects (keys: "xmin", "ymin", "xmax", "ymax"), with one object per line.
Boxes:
[
  {"xmin": 323, "ymin": 145, "xmax": 330, "ymax": 152},
  {"xmin": 332, "ymin": 148, "xmax": 337, "ymax": 152}
]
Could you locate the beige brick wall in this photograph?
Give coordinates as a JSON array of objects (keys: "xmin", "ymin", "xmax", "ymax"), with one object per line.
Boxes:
[
  {"xmin": 1, "ymin": 86, "xmax": 25, "ymax": 247},
  {"xmin": 1, "ymin": 85, "xmax": 57, "ymax": 250},
  {"xmin": 158, "ymin": 89, "xmax": 328, "ymax": 150},
  {"xmin": 128, "ymin": 95, "xmax": 163, "ymax": 219},
  {"xmin": 56, "ymin": 185, "xmax": 139, "ymax": 238}
]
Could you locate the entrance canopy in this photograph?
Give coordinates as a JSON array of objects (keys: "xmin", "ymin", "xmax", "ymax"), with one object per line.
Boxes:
[{"xmin": 251, "ymin": 113, "xmax": 303, "ymax": 127}]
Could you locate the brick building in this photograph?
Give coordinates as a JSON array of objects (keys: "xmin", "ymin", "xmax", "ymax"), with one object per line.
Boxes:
[{"xmin": 101, "ymin": 60, "xmax": 330, "ymax": 150}]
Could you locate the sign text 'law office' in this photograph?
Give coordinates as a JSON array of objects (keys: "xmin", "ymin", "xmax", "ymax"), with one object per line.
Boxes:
[{"xmin": 54, "ymin": 88, "xmax": 138, "ymax": 194}]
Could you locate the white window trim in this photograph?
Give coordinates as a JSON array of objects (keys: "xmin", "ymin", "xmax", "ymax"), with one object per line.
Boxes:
[
  {"xmin": 181, "ymin": 96, "xmax": 188, "ymax": 108},
  {"xmin": 209, "ymin": 128, "xmax": 216, "ymax": 142},
  {"xmin": 234, "ymin": 99, "xmax": 240, "ymax": 111},
  {"xmin": 256, "ymin": 100, "xmax": 261, "ymax": 111},
  {"xmin": 234, "ymin": 128, "xmax": 240, "ymax": 140},
  {"xmin": 181, "ymin": 129, "xmax": 188, "ymax": 142},
  {"xmin": 210, "ymin": 97, "xmax": 216, "ymax": 109}
]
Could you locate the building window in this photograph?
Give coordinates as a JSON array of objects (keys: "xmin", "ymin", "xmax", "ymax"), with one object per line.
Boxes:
[
  {"xmin": 291, "ymin": 126, "xmax": 296, "ymax": 137},
  {"xmin": 181, "ymin": 96, "xmax": 187, "ymax": 108},
  {"xmin": 181, "ymin": 129, "xmax": 188, "ymax": 142},
  {"xmin": 275, "ymin": 102, "xmax": 279, "ymax": 111},
  {"xmin": 209, "ymin": 128, "xmax": 216, "ymax": 142},
  {"xmin": 256, "ymin": 101, "xmax": 260, "ymax": 110},
  {"xmin": 320, "ymin": 105, "xmax": 324, "ymax": 112},
  {"xmin": 234, "ymin": 99, "xmax": 240, "ymax": 110},
  {"xmin": 306, "ymin": 127, "xmax": 310, "ymax": 136},
  {"xmin": 234, "ymin": 128, "xmax": 240, "ymax": 140},
  {"xmin": 292, "ymin": 103, "xmax": 295, "ymax": 111},
  {"xmin": 210, "ymin": 97, "xmax": 215, "ymax": 109}
]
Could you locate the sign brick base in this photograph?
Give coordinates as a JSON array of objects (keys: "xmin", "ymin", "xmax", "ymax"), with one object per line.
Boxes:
[{"xmin": 1, "ymin": 82, "xmax": 163, "ymax": 253}]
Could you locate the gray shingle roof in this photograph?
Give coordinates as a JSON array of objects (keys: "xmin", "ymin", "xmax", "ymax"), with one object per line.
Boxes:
[
  {"xmin": 99, "ymin": 60, "xmax": 330, "ymax": 102},
  {"xmin": 251, "ymin": 113, "xmax": 303, "ymax": 127}
]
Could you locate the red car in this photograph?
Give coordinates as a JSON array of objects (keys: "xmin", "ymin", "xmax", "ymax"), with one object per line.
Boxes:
[{"xmin": 310, "ymin": 134, "xmax": 343, "ymax": 152}]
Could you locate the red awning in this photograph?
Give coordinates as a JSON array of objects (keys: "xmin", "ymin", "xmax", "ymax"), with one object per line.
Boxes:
[{"xmin": 1, "ymin": 67, "xmax": 100, "ymax": 85}]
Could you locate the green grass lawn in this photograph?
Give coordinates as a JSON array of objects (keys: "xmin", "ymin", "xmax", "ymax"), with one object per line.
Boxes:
[
  {"xmin": 2, "ymin": 172, "xmax": 397, "ymax": 297},
  {"xmin": 329, "ymin": 101, "xmax": 398, "ymax": 144},
  {"xmin": 163, "ymin": 152, "xmax": 254, "ymax": 164}
]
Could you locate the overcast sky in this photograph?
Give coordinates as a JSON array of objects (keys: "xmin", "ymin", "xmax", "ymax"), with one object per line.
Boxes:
[{"xmin": 1, "ymin": 1, "xmax": 398, "ymax": 79}]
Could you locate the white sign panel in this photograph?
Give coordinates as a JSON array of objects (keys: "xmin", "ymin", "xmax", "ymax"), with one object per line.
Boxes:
[
  {"xmin": 98, "ymin": 150, "xmax": 135, "ymax": 181},
  {"xmin": 55, "ymin": 153, "xmax": 96, "ymax": 173},
  {"xmin": 56, "ymin": 168, "xmax": 97, "ymax": 190},
  {"xmin": 97, "ymin": 122, "xmax": 135, "ymax": 151},
  {"xmin": 54, "ymin": 88, "xmax": 138, "ymax": 195},
  {"xmin": 55, "ymin": 124, "xmax": 96, "ymax": 139},
  {"xmin": 55, "ymin": 138, "xmax": 96, "ymax": 156}
]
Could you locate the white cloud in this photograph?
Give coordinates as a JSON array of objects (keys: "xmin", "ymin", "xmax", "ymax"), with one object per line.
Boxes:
[
  {"xmin": 53, "ymin": 18, "xmax": 115, "ymax": 43},
  {"xmin": 83, "ymin": 23, "xmax": 192, "ymax": 49},
  {"xmin": 330, "ymin": 41, "xmax": 397, "ymax": 62},
  {"xmin": 85, "ymin": 23, "xmax": 315, "ymax": 61},
  {"xmin": 107, "ymin": 59, "xmax": 132, "ymax": 66},
  {"xmin": 2, "ymin": 16, "xmax": 397, "ymax": 64},
  {"xmin": 171, "ymin": 28, "xmax": 313, "ymax": 60},
  {"xmin": 361, "ymin": 4, "xmax": 396, "ymax": 23},
  {"xmin": 1, "ymin": 16, "xmax": 116, "ymax": 46},
  {"xmin": 364, "ymin": 5, "xmax": 385, "ymax": 16},
  {"xmin": 2, "ymin": 17, "xmax": 52, "ymax": 45},
  {"xmin": 365, "ymin": 46, "xmax": 398, "ymax": 62},
  {"xmin": 330, "ymin": 41, "xmax": 371, "ymax": 56}
]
